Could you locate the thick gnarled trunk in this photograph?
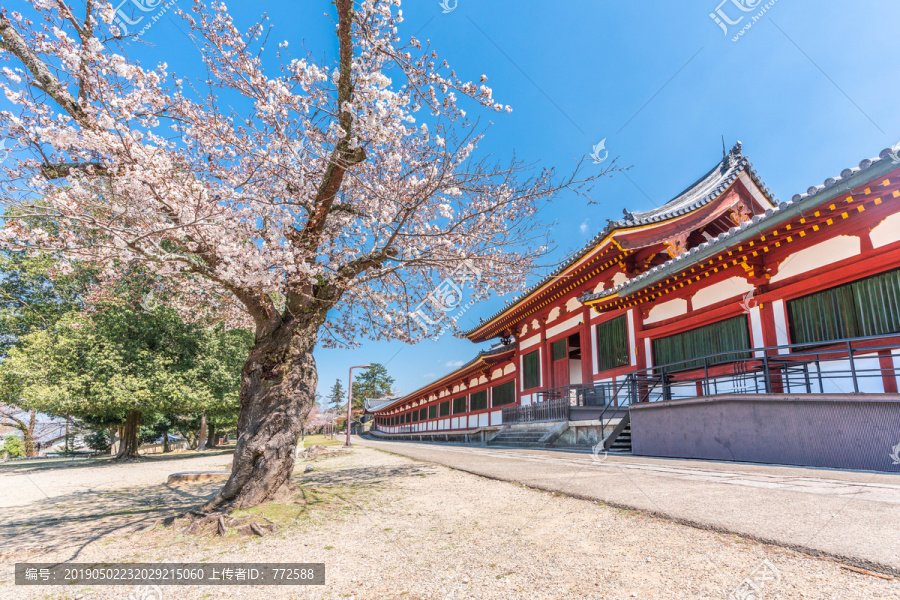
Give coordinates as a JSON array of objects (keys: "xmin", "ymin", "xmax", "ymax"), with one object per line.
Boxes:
[{"xmin": 204, "ymin": 317, "xmax": 317, "ymax": 512}]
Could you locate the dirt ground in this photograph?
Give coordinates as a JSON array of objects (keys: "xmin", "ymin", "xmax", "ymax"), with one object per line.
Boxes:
[{"xmin": 0, "ymin": 446, "xmax": 898, "ymax": 600}]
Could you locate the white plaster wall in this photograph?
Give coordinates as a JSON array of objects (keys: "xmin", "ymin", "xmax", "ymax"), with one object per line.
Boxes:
[
  {"xmin": 807, "ymin": 355, "xmax": 885, "ymax": 394},
  {"xmin": 749, "ymin": 306, "xmax": 765, "ymax": 356},
  {"xmin": 894, "ymin": 351, "xmax": 900, "ymax": 391},
  {"xmin": 491, "ymin": 367, "xmax": 504, "ymax": 380},
  {"xmin": 520, "ymin": 393, "xmax": 533, "ymax": 406},
  {"xmin": 503, "ymin": 363, "xmax": 516, "ymax": 375},
  {"xmin": 771, "ymin": 235, "xmax": 860, "ymax": 283},
  {"xmin": 566, "ymin": 298, "xmax": 582, "ymax": 312},
  {"xmin": 546, "ymin": 314, "xmax": 582, "ymax": 339},
  {"xmin": 478, "ymin": 413, "xmax": 488, "ymax": 427},
  {"xmin": 519, "ymin": 333, "xmax": 541, "ymax": 350},
  {"xmin": 738, "ymin": 171, "xmax": 776, "ymax": 209},
  {"xmin": 645, "ymin": 338, "xmax": 653, "ymax": 367},
  {"xmin": 627, "ymin": 309, "xmax": 637, "ymax": 366},
  {"xmin": 645, "ymin": 298, "xmax": 688, "ymax": 325},
  {"xmin": 871, "ymin": 212, "xmax": 900, "ymax": 248},
  {"xmin": 569, "ymin": 359, "xmax": 583, "ymax": 385},
  {"xmin": 772, "ymin": 299, "xmax": 790, "ymax": 353},
  {"xmin": 612, "ymin": 272, "xmax": 628, "ymax": 287},
  {"xmin": 591, "ymin": 325, "xmax": 599, "ymax": 375},
  {"xmin": 691, "ymin": 277, "xmax": 755, "ymax": 310},
  {"xmin": 490, "ymin": 410, "xmax": 501, "ymax": 426},
  {"xmin": 548, "ymin": 307, "xmax": 561, "ymax": 321}
]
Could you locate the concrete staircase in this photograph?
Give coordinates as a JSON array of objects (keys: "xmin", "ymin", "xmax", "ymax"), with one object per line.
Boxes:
[{"xmin": 487, "ymin": 422, "xmax": 561, "ymax": 448}]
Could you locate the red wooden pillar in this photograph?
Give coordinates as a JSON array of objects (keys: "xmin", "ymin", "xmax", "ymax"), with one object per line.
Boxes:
[
  {"xmin": 581, "ymin": 306, "xmax": 594, "ymax": 385},
  {"xmin": 540, "ymin": 317, "xmax": 550, "ymax": 391},
  {"xmin": 759, "ymin": 300, "xmax": 780, "ymax": 348},
  {"xmin": 514, "ymin": 351, "xmax": 523, "ymax": 404}
]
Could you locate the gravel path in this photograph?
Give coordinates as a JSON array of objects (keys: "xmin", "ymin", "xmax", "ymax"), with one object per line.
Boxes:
[{"xmin": 1, "ymin": 446, "xmax": 898, "ymax": 599}]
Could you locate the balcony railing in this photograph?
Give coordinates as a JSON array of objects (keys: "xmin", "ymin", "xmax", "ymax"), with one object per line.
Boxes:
[
  {"xmin": 631, "ymin": 332, "xmax": 900, "ymax": 403},
  {"xmin": 373, "ymin": 334, "xmax": 900, "ymax": 431}
]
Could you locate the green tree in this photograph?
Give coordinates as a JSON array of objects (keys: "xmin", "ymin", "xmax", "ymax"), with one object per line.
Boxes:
[
  {"xmin": 1, "ymin": 434, "xmax": 25, "ymax": 458},
  {"xmin": 0, "ymin": 251, "xmax": 92, "ymax": 360},
  {"xmin": 326, "ymin": 379, "xmax": 346, "ymax": 414},
  {"xmin": 2, "ymin": 301, "xmax": 250, "ymax": 458},
  {"xmin": 351, "ymin": 364, "xmax": 395, "ymax": 410}
]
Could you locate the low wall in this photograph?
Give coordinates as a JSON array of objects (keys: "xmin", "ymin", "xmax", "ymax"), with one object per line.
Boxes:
[
  {"xmin": 630, "ymin": 394, "xmax": 900, "ymax": 472},
  {"xmin": 553, "ymin": 421, "xmax": 618, "ymax": 448}
]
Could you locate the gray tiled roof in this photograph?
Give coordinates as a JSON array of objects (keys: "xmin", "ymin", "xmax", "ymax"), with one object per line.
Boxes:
[
  {"xmin": 580, "ymin": 145, "xmax": 900, "ymax": 304},
  {"xmin": 364, "ymin": 344, "xmax": 514, "ymax": 413},
  {"xmin": 464, "ymin": 142, "xmax": 772, "ymax": 337}
]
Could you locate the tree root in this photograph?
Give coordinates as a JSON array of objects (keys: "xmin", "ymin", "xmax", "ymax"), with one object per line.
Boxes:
[{"xmin": 168, "ymin": 510, "xmax": 279, "ymax": 538}]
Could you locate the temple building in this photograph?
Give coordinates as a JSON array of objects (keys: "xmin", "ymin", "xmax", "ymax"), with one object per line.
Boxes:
[{"xmin": 366, "ymin": 142, "xmax": 900, "ymax": 472}]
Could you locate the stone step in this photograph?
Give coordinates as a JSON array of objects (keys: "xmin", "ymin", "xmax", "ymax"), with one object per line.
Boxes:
[{"xmin": 488, "ymin": 441, "xmax": 546, "ymax": 448}]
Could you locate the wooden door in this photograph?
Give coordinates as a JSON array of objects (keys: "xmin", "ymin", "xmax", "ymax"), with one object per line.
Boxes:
[{"xmin": 551, "ymin": 339, "xmax": 569, "ymax": 391}]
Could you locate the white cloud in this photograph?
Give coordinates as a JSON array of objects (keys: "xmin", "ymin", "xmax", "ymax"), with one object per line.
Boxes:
[
  {"xmin": 423, "ymin": 372, "xmax": 435, "ymax": 378},
  {"xmin": 579, "ymin": 220, "xmax": 589, "ymax": 235},
  {"xmin": 446, "ymin": 360, "xmax": 464, "ymax": 367}
]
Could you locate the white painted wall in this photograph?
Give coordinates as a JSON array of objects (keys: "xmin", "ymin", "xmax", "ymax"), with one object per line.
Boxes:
[
  {"xmin": 569, "ymin": 359, "xmax": 583, "ymax": 385},
  {"xmin": 519, "ymin": 333, "xmax": 541, "ymax": 350},
  {"xmin": 749, "ymin": 306, "xmax": 765, "ymax": 357},
  {"xmin": 691, "ymin": 277, "xmax": 755, "ymax": 310},
  {"xmin": 772, "ymin": 299, "xmax": 790, "ymax": 353},
  {"xmin": 546, "ymin": 314, "xmax": 582, "ymax": 339},
  {"xmin": 771, "ymin": 235, "xmax": 860, "ymax": 283},
  {"xmin": 627, "ymin": 309, "xmax": 637, "ymax": 366},
  {"xmin": 871, "ymin": 212, "xmax": 900, "ymax": 248},
  {"xmin": 645, "ymin": 298, "xmax": 689, "ymax": 325}
]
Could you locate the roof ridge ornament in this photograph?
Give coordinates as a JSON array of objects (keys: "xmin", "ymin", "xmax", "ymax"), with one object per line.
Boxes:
[{"xmin": 723, "ymin": 140, "xmax": 743, "ymax": 171}]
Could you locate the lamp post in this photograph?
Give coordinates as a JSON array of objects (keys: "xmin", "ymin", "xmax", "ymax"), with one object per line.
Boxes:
[{"xmin": 346, "ymin": 364, "xmax": 371, "ymax": 447}]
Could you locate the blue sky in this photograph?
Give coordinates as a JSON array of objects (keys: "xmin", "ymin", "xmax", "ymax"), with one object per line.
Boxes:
[{"xmin": 6, "ymin": 0, "xmax": 900, "ymax": 403}]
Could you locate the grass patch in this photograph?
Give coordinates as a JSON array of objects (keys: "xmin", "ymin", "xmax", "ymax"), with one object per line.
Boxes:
[
  {"xmin": 230, "ymin": 482, "xmax": 367, "ymax": 528},
  {"xmin": 298, "ymin": 434, "xmax": 345, "ymax": 449}
]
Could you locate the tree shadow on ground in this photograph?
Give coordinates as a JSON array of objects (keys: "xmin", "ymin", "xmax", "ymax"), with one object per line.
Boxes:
[
  {"xmin": 0, "ymin": 460, "xmax": 435, "ymax": 564},
  {"xmin": 296, "ymin": 464, "xmax": 437, "ymax": 488},
  {"xmin": 0, "ymin": 481, "xmax": 221, "ymax": 563}
]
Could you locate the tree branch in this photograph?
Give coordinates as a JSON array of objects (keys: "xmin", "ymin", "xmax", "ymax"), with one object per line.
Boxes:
[{"xmin": 0, "ymin": 12, "xmax": 93, "ymax": 127}]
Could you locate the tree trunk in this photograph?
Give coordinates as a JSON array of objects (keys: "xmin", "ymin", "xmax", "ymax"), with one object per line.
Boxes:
[
  {"xmin": 162, "ymin": 430, "xmax": 170, "ymax": 453},
  {"xmin": 198, "ymin": 414, "xmax": 207, "ymax": 451},
  {"xmin": 207, "ymin": 422, "xmax": 217, "ymax": 449},
  {"xmin": 204, "ymin": 318, "xmax": 316, "ymax": 512},
  {"xmin": 116, "ymin": 410, "xmax": 141, "ymax": 459},
  {"xmin": 23, "ymin": 410, "xmax": 36, "ymax": 458}
]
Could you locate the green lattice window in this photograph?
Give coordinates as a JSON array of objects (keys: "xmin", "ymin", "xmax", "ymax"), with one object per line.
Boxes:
[
  {"xmin": 428, "ymin": 405, "xmax": 437, "ymax": 419},
  {"xmin": 492, "ymin": 381, "xmax": 516, "ymax": 407},
  {"xmin": 596, "ymin": 316, "xmax": 629, "ymax": 372},
  {"xmin": 452, "ymin": 396, "xmax": 467, "ymax": 414},
  {"xmin": 789, "ymin": 268, "xmax": 900, "ymax": 345},
  {"xmin": 551, "ymin": 339, "xmax": 567, "ymax": 361},
  {"xmin": 469, "ymin": 390, "xmax": 488, "ymax": 411},
  {"xmin": 652, "ymin": 315, "xmax": 751, "ymax": 370},
  {"xmin": 523, "ymin": 350, "xmax": 540, "ymax": 389},
  {"xmin": 439, "ymin": 401, "xmax": 451, "ymax": 417}
]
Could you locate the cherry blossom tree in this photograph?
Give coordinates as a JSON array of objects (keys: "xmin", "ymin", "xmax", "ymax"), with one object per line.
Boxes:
[{"xmin": 0, "ymin": 0, "xmax": 618, "ymax": 511}]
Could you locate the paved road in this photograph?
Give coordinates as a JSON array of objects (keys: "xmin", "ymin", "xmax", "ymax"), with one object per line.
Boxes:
[{"xmin": 358, "ymin": 436, "xmax": 900, "ymax": 576}]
